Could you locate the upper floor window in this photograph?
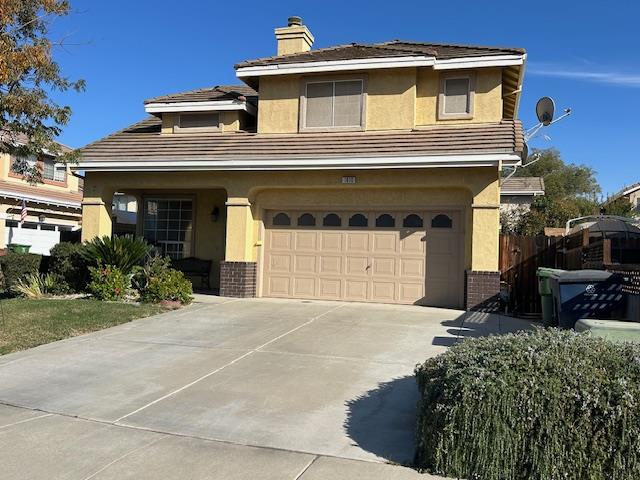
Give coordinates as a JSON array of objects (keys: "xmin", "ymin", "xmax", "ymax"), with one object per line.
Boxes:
[
  {"xmin": 43, "ymin": 159, "xmax": 66, "ymax": 183},
  {"xmin": 301, "ymin": 79, "xmax": 364, "ymax": 131},
  {"xmin": 10, "ymin": 154, "xmax": 36, "ymax": 174},
  {"xmin": 176, "ymin": 112, "xmax": 220, "ymax": 132},
  {"xmin": 439, "ymin": 74, "xmax": 475, "ymax": 120}
]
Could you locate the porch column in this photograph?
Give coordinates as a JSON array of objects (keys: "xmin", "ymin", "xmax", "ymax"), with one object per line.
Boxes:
[
  {"xmin": 219, "ymin": 197, "xmax": 257, "ymax": 298},
  {"xmin": 466, "ymin": 180, "xmax": 501, "ymax": 311},
  {"xmin": 81, "ymin": 177, "xmax": 115, "ymax": 242}
]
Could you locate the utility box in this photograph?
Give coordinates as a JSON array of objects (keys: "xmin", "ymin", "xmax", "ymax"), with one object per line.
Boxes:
[{"xmin": 575, "ymin": 318, "xmax": 640, "ymax": 342}]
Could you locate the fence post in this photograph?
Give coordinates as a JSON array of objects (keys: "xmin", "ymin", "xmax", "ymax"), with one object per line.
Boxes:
[{"xmin": 603, "ymin": 238, "xmax": 612, "ymax": 265}]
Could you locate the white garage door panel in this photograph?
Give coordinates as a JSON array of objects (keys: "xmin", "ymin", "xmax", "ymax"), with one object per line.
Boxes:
[{"xmin": 263, "ymin": 210, "xmax": 462, "ymax": 307}]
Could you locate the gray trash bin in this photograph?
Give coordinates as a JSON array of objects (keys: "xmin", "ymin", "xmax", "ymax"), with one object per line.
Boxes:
[{"xmin": 548, "ymin": 270, "xmax": 626, "ymax": 329}]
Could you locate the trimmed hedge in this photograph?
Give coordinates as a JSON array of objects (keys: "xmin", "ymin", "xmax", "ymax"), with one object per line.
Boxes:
[
  {"xmin": 0, "ymin": 252, "xmax": 42, "ymax": 292},
  {"xmin": 414, "ymin": 329, "xmax": 640, "ymax": 480}
]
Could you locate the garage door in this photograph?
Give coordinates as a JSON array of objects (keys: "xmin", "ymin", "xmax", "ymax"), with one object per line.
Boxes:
[{"xmin": 262, "ymin": 210, "xmax": 463, "ymax": 307}]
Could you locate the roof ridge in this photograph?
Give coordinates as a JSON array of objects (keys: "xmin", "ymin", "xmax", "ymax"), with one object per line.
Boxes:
[
  {"xmin": 234, "ymin": 42, "xmax": 407, "ymax": 68},
  {"xmin": 383, "ymin": 39, "xmax": 525, "ymax": 54}
]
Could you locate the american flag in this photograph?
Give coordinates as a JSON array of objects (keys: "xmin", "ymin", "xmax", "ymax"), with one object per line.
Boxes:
[{"xmin": 20, "ymin": 199, "xmax": 27, "ymax": 225}]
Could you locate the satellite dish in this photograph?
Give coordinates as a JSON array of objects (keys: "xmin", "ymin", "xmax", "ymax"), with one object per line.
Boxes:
[{"xmin": 536, "ymin": 97, "xmax": 555, "ymax": 126}]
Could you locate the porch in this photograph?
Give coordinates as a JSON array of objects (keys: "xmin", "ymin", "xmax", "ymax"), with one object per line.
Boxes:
[{"xmin": 80, "ymin": 168, "xmax": 502, "ymax": 308}]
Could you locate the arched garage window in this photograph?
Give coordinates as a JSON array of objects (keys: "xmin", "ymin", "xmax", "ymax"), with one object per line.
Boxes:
[
  {"xmin": 375, "ymin": 214, "xmax": 395, "ymax": 227},
  {"xmin": 323, "ymin": 213, "xmax": 342, "ymax": 227},
  {"xmin": 403, "ymin": 214, "xmax": 423, "ymax": 228},
  {"xmin": 431, "ymin": 214, "xmax": 453, "ymax": 228},
  {"xmin": 348, "ymin": 213, "xmax": 368, "ymax": 227},
  {"xmin": 272, "ymin": 213, "xmax": 291, "ymax": 226},
  {"xmin": 297, "ymin": 213, "xmax": 316, "ymax": 226}
]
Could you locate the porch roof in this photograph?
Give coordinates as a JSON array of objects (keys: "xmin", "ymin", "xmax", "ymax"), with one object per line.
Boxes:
[
  {"xmin": 79, "ymin": 117, "xmax": 524, "ymax": 168},
  {"xmin": 0, "ymin": 180, "xmax": 82, "ymax": 209}
]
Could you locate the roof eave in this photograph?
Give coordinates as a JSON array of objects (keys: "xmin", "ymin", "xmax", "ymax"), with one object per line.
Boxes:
[
  {"xmin": 235, "ymin": 53, "xmax": 526, "ymax": 79},
  {"xmin": 144, "ymin": 100, "xmax": 257, "ymax": 116},
  {"xmin": 75, "ymin": 152, "xmax": 523, "ymax": 172}
]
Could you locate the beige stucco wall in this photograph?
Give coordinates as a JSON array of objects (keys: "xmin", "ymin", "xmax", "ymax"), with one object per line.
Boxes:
[
  {"xmin": 257, "ymin": 75, "xmax": 301, "ymax": 134},
  {"xmin": 0, "ymin": 152, "xmax": 81, "ymax": 193},
  {"xmin": 366, "ymin": 68, "xmax": 416, "ymax": 131},
  {"xmin": 256, "ymin": 66, "xmax": 503, "ymax": 133},
  {"xmin": 161, "ymin": 111, "xmax": 247, "ymax": 134},
  {"xmin": 81, "ymin": 167, "xmax": 501, "ymax": 282},
  {"xmin": 416, "ymin": 67, "xmax": 503, "ymax": 125}
]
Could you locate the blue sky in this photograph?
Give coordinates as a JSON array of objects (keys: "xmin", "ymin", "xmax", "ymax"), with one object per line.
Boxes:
[{"xmin": 50, "ymin": 0, "xmax": 639, "ymax": 195}]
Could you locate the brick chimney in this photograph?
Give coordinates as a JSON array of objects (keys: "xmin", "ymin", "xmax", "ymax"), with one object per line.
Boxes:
[{"xmin": 274, "ymin": 16, "xmax": 314, "ymax": 56}]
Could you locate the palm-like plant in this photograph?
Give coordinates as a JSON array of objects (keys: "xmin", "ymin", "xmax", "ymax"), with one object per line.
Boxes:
[
  {"xmin": 12, "ymin": 273, "xmax": 56, "ymax": 298},
  {"xmin": 81, "ymin": 235, "xmax": 152, "ymax": 274}
]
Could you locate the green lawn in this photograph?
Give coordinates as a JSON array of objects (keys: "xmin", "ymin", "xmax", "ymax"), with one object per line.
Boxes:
[{"xmin": 0, "ymin": 299, "xmax": 165, "ymax": 355}]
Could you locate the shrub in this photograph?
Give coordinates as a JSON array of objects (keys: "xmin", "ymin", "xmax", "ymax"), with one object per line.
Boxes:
[
  {"xmin": 12, "ymin": 273, "xmax": 57, "ymax": 298},
  {"xmin": 82, "ymin": 235, "xmax": 151, "ymax": 274},
  {"xmin": 49, "ymin": 242, "xmax": 90, "ymax": 292},
  {"xmin": 0, "ymin": 252, "xmax": 42, "ymax": 292},
  {"xmin": 414, "ymin": 329, "xmax": 640, "ymax": 480},
  {"xmin": 87, "ymin": 265, "xmax": 130, "ymax": 301},
  {"xmin": 134, "ymin": 255, "xmax": 193, "ymax": 305}
]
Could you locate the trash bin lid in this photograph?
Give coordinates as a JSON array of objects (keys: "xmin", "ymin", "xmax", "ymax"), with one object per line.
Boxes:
[
  {"xmin": 537, "ymin": 267, "xmax": 566, "ymax": 277},
  {"xmin": 550, "ymin": 269, "xmax": 613, "ymax": 283}
]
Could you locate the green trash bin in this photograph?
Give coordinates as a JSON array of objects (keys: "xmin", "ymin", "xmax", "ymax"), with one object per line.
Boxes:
[
  {"xmin": 7, "ymin": 244, "xmax": 31, "ymax": 254},
  {"xmin": 537, "ymin": 267, "xmax": 565, "ymax": 327}
]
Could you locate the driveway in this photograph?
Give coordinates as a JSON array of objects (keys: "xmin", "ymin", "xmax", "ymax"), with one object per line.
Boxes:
[{"xmin": 0, "ymin": 296, "xmax": 532, "ymax": 479}]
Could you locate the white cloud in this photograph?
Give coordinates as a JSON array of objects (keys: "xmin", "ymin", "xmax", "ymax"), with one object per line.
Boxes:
[{"xmin": 528, "ymin": 63, "xmax": 640, "ymax": 87}]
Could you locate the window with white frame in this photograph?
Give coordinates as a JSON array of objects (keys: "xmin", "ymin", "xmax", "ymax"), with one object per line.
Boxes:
[
  {"xmin": 142, "ymin": 198, "xmax": 193, "ymax": 260},
  {"xmin": 9, "ymin": 154, "xmax": 37, "ymax": 173},
  {"xmin": 439, "ymin": 75, "xmax": 474, "ymax": 119},
  {"xmin": 43, "ymin": 158, "xmax": 66, "ymax": 182},
  {"xmin": 302, "ymin": 79, "xmax": 364, "ymax": 130}
]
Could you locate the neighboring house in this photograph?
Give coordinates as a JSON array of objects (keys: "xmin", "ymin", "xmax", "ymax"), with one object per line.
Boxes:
[
  {"xmin": 77, "ymin": 17, "xmax": 527, "ymax": 310},
  {"xmin": 500, "ymin": 176, "xmax": 545, "ymax": 212},
  {"xmin": 499, "ymin": 176, "xmax": 545, "ymax": 232},
  {"xmin": 609, "ymin": 182, "xmax": 640, "ymax": 217},
  {"xmin": 0, "ymin": 140, "xmax": 83, "ymax": 255},
  {"xmin": 112, "ymin": 193, "xmax": 138, "ymax": 235}
]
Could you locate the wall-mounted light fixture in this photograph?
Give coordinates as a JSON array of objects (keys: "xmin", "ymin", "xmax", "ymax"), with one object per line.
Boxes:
[
  {"xmin": 210, "ymin": 206, "xmax": 220, "ymax": 222},
  {"xmin": 38, "ymin": 214, "xmax": 46, "ymax": 223}
]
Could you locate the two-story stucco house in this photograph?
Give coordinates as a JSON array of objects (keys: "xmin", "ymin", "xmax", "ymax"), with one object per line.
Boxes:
[
  {"xmin": 77, "ymin": 17, "xmax": 527, "ymax": 310},
  {"xmin": 0, "ymin": 138, "xmax": 83, "ymax": 254}
]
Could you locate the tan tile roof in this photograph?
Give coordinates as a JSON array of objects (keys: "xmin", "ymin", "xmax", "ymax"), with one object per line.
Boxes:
[
  {"xmin": 235, "ymin": 40, "xmax": 525, "ymax": 68},
  {"xmin": 144, "ymin": 85, "xmax": 257, "ymax": 105},
  {"xmin": 500, "ymin": 176, "xmax": 545, "ymax": 194},
  {"xmin": 0, "ymin": 131, "xmax": 73, "ymax": 153},
  {"xmin": 0, "ymin": 179, "xmax": 82, "ymax": 207},
  {"xmin": 80, "ymin": 117, "xmax": 524, "ymax": 162}
]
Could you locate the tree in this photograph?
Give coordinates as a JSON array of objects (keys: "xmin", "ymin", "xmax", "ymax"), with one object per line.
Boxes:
[
  {"xmin": 0, "ymin": 0, "xmax": 84, "ymax": 182},
  {"xmin": 601, "ymin": 196, "xmax": 635, "ymax": 218},
  {"xmin": 510, "ymin": 148, "xmax": 601, "ymax": 200},
  {"xmin": 516, "ymin": 196, "xmax": 599, "ymax": 235},
  {"xmin": 504, "ymin": 148, "xmax": 602, "ymax": 235}
]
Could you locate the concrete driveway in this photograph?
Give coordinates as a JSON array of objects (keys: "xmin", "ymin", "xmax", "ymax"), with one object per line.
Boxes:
[{"xmin": 0, "ymin": 296, "xmax": 532, "ymax": 479}]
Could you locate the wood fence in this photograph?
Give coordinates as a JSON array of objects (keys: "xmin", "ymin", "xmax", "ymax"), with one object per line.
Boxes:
[
  {"xmin": 500, "ymin": 233, "xmax": 640, "ymax": 317},
  {"xmin": 499, "ymin": 235, "xmax": 562, "ymax": 317}
]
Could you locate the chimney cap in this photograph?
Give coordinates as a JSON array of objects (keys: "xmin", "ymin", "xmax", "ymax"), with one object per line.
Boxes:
[{"xmin": 287, "ymin": 16, "xmax": 303, "ymax": 27}]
